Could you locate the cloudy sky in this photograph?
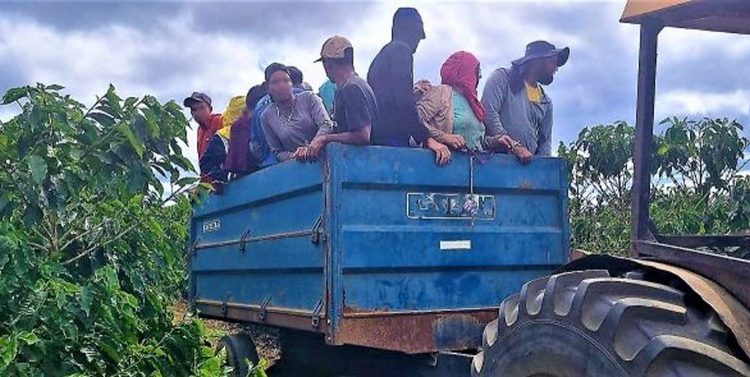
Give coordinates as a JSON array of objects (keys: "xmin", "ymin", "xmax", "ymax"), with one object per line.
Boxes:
[{"xmin": 1, "ymin": 0, "xmax": 749, "ymax": 169}]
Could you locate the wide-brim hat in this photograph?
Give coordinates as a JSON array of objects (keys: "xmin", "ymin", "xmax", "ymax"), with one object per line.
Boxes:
[{"xmin": 512, "ymin": 40, "xmax": 570, "ymax": 67}]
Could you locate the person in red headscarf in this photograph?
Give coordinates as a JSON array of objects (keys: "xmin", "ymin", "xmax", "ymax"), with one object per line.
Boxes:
[{"xmin": 416, "ymin": 51, "xmax": 510, "ymax": 152}]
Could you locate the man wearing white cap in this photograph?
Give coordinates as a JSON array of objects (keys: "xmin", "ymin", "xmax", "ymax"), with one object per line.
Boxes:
[{"xmin": 303, "ymin": 36, "xmax": 379, "ymax": 159}]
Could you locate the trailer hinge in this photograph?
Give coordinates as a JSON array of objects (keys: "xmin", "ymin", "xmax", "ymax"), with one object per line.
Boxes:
[
  {"xmin": 311, "ymin": 215, "xmax": 326, "ymax": 244},
  {"xmin": 220, "ymin": 293, "xmax": 231, "ymax": 316},
  {"xmin": 239, "ymin": 228, "xmax": 252, "ymax": 253},
  {"xmin": 258, "ymin": 296, "xmax": 271, "ymax": 322},
  {"xmin": 189, "ymin": 237, "xmax": 202, "ymax": 256},
  {"xmin": 428, "ymin": 352, "xmax": 438, "ymax": 367},
  {"xmin": 311, "ymin": 299, "xmax": 324, "ymax": 328}
]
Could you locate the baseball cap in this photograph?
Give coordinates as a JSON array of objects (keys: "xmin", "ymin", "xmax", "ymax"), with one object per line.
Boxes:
[
  {"xmin": 314, "ymin": 36, "xmax": 353, "ymax": 62},
  {"xmin": 183, "ymin": 92, "xmax": 212, "ymax": 108}
]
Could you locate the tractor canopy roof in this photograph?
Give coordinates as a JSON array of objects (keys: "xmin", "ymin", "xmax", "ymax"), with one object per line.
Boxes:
[{"xmin": 621, "ymin": 0, "xmax": 750, "ymax": 35}]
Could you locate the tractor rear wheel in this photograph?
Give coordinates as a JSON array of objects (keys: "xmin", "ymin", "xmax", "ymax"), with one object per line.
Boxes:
[{"xmin": 472, "ymin": 269, "xmax": 750, "ymax": 377}]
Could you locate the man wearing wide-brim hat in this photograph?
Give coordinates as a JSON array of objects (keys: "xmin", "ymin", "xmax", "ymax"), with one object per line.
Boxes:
[{"xmin": 481, "ymin": 40, "xmax": 570, "ymax": 164}]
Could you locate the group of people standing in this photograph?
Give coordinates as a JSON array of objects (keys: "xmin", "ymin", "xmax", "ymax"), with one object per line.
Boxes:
[{"xmin": 184, "ymin": 7, "xmax": 569, "ymax": 187}]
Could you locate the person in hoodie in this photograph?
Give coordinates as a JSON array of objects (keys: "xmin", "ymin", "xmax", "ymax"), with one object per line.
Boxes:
[
  {"xmin": 367, "ymin": 7, "xmax": 451, "ymax": 166},
  {"xmin": 249, "ymin": 63, "xmax": 308, "ymax": 168},
  {"xmin": 260, "ymin": 63, "xmax": 333, "ymax": 162}
]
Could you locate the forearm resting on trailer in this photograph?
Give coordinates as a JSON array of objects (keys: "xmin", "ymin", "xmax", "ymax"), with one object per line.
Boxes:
[{"xmin": 318, "ymin": 125, "xmax": 371, "ymax": 145}]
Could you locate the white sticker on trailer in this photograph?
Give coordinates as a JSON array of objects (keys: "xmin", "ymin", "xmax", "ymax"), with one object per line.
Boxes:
[
  {"xmin": 202, "ymin": 219, "xmax": 220, "ymax": 233},
  {"xmin": 440, "ymin": 240, "xmax": 471, "ymax": 251}
]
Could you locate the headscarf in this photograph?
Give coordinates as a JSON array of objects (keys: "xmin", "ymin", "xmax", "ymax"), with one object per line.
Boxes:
[
  {"xmin": 440, "ymin": 51, "xmax": 485, "ymax": 122},
  {"xmin": 218, "ymin": 95, "xmax": 245, "ymax": 139}
]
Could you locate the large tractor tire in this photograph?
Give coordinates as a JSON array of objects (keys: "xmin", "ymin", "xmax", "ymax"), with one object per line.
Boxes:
[{"xmin": 472, "ymin": 269, "xmax": 750, "ymax": 377}]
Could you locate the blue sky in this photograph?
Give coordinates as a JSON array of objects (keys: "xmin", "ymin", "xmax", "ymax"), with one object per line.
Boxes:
[{"xmin": 1, "ymin": 0, "xmax": 748, "ymax": 169}]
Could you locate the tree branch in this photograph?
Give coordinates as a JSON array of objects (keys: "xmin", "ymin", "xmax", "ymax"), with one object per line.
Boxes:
[
  {"xmin": 61, "ymin": 184, "xmax": 194, "ymax": 266},
  {"xmin": 62, "ymin": 222, "xmax": 137, "ymax": 266},
  {"xmin": 59, "ymin": 217, "xmax": 112, "ymax": 252},
  {"xmin": 30, "ymin": 227, "xmax": 53, "ymax": 251}
]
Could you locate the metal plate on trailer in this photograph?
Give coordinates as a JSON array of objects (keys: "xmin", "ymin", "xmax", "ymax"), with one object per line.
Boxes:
[{"xmin": 407, "ymin": 193, "xmax": 496, "ymax": 220}]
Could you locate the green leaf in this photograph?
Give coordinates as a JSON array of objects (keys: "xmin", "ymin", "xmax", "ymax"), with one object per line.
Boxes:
[
  {"xmin": 80, "ymin": 285, "xmax": 93, "ymax": 316},
  {"xmin": 127, "ymin": 168, "xmax": 147, "ymax": 193},
  {"xmin": 0, "ymin": 195, "xmax": 14, "ymax": 218},
  {"xmin": 2, "ymin": 87, "xmax": 27, "ymax": 105},
  {"xmin": 118, "ymin": 123, "xmax": 145, "ymax": 158},
  {"xmin": 105, "ymin": 84, "xmax": 122, "ymax": 107},
  {"xmin": 133, "ymin": 114, "xmax": 149, "ymax": 141},
  {"xmin": 97, "ymin": 338, "xmax": 122, "ymax": 363},
  {"xmin": 124, "ymin": 97, "xmax": 138, "ymax": 109},
  {"xmin": 16, "ymin": 332, "xmax": 39, "ymax": 346},
  {"xmin": 88, "ymin": 112, "xmax": 115, "ymax": 128},
  {"xmin": 144, "ymin": 111, "xmax": 160, "ymax": 138},
  {"xmin": 0, "ymin": 337, "xmax": 19, "ymax": 370},
  {"xmin": 171, "ymin": 155, "xmax": 195, "ymax": 172},
  {"xmin": 27, "ymin": 155, "xmax": 47, "ymax": 185},
  {"xmin": 175, "ymin": 177, "xmax": 198, "ymax": 187},
  {"xmin": 47, "ymin": 84, "xmax": 64, "ymax": 91},
  {"xmin": 101, "ymin": 267, "xmax": 119, "ymax": 290}
]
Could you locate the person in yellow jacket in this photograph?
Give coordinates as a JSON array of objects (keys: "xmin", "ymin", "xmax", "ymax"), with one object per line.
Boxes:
[{"xmin": 199, "ymin": 89, "xmax": 265, "ymax": 185}]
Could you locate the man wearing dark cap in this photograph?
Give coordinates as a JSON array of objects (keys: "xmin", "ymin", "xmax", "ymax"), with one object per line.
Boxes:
[
  {"xmin": 367, "ymin": 7, "xmax": 451, "ymax": 166},
  {"xmin": 183, "ymin": 92, "xmax": 223, "ymax": 159},
  {"xmin": 481, "ymin": 41, "xmax": 569, "ymax": 163}
]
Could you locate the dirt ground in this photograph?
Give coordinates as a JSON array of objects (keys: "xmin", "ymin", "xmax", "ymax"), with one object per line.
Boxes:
[{"xmin": 172, "ymin": 300, "xmax": 281, "ymax": 365}]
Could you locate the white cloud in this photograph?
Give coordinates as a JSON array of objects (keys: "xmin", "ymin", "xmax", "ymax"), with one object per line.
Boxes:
[
  {"xmin": 2, "ymin": 0, "xmax": 750, "ymax": 167},
  {"xmin": 658, "ymin": 89, "xmax": 750, "ymax": 116},
  {"xmin": 660, "ymin": 27, "xmax": 750, "ymax": 61},
  {"xmin": 0, "ymin": 13, "xmax": 268, "ymax": 169}
]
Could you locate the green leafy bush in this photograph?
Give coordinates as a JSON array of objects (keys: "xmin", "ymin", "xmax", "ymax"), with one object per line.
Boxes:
[
  {"xmin": 560, "ymin": 117, "xmax": 750, "ymax": 256},
  {"xmin": 0, "ymin": 84, "xmax": 226, "ymax": 376}
]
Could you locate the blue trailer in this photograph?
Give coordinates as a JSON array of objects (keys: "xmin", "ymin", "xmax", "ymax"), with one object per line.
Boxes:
[
  {"xmin": 189, "ymin": 144, "xmax": 569, "ymax": 375},
  {"xmin": 189, "ymin": 139, "xmax": 750, "ymax": 376}
]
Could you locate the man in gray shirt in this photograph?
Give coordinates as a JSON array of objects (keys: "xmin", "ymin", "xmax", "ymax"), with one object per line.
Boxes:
[
  {"xmin": 302, "ymin": 35, "xmax": 378, "ymax": 160},
  {"xmin": 481, "ymin": 41, "xmax": 569, "ymax": 163}
]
